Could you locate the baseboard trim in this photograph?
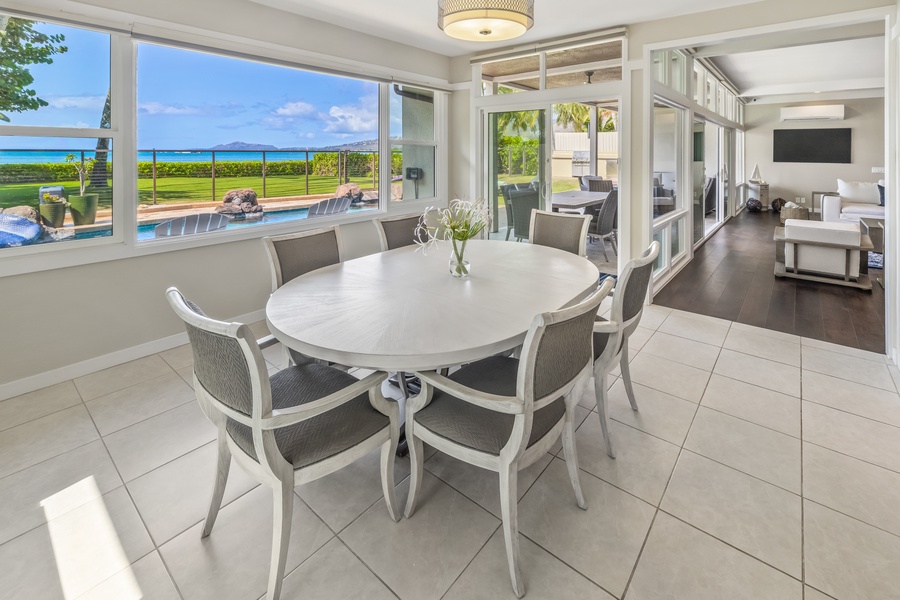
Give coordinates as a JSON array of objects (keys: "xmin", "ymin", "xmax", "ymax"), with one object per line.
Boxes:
[{"xmin": 0, "ymin": 308, "xmax": 267, "ymax": 402}]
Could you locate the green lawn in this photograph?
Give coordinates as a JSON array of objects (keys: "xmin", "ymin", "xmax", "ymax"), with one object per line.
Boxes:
[{"xmin": 0, "ymin": 175, "xmax": 377, "ymax": 211}]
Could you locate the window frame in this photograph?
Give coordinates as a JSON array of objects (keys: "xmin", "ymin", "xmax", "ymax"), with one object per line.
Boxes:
[{"xmin": 0, "ymin": 11, "xmax": 448, "ymax": 278}]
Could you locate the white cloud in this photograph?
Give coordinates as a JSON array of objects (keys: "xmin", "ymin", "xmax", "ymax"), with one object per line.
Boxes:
[
  {"xmin": 273, "ymin": 101, "xmax": 315, "ymax": 117},
  {"xmin": 323, "ymin": 102, "xmax": 377, "ymax": 134},
  {"xmin": 46, "ymin": 95, "xmax": 107, "ymax": 110},
  {"xmin": 138, "ymin": 102, "xmax": 202, "ymax": 116}
]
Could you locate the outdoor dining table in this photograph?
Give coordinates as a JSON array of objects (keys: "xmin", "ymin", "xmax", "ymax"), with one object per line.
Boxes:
[
  {"xmin": 551, "ymin": 190, "xmax": 609, "ymax": 212},
  {"xmin": 265, "ymin": 239, "xmax": 601, "ymax": 373}
]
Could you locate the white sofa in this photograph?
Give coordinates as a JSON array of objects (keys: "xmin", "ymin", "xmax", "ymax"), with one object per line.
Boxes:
[
  {"xmin": 822, "ymin": 179, "xmax": 885, "ymax": 222},
  {"xmin": 783, "ymin": 219, "xmax": 861, "ymax": 279}
]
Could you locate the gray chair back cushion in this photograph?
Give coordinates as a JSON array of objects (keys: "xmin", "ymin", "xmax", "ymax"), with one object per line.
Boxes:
[
  {"xmin": 380, "ymin": 215, "xmax": 420, "ymax": 250},
  {"xmin": 532, "ymin": 308, "xmax": 595, "ymax": 399},
  {"xmin": 507, "ymin": 188, "xmax": 541, "ymax": 239},
  {"xmin": 531, "ymin": 212, "xmax": 585, "ymax": 255},
  {"xmin": 182, "ymin": 304, "xmax": 254, "ymax": 416},
  {"xmin": 622, "ymin": 256, "xmax": 654, "ymax": 323},
  {"xmin": 272, "ymin": 229, "xmax": 340, "ymax": 285}
]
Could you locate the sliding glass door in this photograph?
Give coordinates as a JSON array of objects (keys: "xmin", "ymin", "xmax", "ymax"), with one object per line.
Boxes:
[{"xmin": 487, "ymin": 109, "xmax": 547, "ymax": 240}]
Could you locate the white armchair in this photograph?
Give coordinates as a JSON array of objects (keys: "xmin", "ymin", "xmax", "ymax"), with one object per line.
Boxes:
[{"xmin": 822, "ymin": 179, "xmax": 885, "ymax": 222}]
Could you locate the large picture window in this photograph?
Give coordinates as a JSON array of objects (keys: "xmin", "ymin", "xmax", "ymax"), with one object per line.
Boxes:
[
  {"xmin": 0, "ymin": 11, "xmax": 444, "ymax": 265},
  {"xmin": 0, "ymin": 16, "xmax": 115, "ymax": 250},
  {"xmin": 136, "ymin": 43, "xmax": 381, "ymax": 240}
]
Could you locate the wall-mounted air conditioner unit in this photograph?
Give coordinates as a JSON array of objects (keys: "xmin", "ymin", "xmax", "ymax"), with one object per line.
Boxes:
[{"xmin": 780, "ymin": 105, "xmax": 845, "ymax": 122}]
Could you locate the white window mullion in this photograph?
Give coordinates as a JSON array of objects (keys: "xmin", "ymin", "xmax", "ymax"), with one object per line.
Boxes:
[{"xmin": 111, "ymin": 33, "xmax": 134, "ymax": 246}]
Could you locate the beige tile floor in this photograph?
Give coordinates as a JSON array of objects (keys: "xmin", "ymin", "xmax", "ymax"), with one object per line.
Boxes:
[{"xmin": 2, "ymin": 306, "xmax": 900, "ymax": 599}]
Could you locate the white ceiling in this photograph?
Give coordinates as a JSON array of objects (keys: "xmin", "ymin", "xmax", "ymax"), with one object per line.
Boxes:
[
  {"xmin": 247, "ymin": 0, "xmax": 761, "ymax": 57},
  {"xmin": 712, "ymin": 37, "xmax": 885, "ymax": 100}
]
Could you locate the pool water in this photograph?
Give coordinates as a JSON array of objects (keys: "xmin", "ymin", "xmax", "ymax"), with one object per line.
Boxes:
[{"xmin": 72, "ymin": 206, "xmax": 374, "ymax": 242}]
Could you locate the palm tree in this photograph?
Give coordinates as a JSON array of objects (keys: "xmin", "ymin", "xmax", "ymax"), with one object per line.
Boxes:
[{"xmin": 553, "ymin": 103, "xmax": 617, "ymax": 132}]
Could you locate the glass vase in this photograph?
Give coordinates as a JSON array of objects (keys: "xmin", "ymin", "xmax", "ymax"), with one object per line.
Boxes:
[{"xmin": 448, "ymin": 238, "xmax": 470, "ymax": 278}]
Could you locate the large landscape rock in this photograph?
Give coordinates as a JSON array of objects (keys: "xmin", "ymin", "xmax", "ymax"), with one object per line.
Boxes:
[
  {"xmin": 335, "ymin": 183, "xmax": 361, "ymax": 200},
  {"xmin": 215, "ymin": 188, "xmax": 264, "ymax": 217},
  {"xmin": 2, "ymin": 206, "xmax": 39, "ymax": 223}
]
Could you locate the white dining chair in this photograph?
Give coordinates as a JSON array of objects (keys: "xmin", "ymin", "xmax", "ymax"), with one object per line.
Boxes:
[
  {"xmin": 404, "ymin": 280, "xmax": 612, "ymax": 598},
  {"xmin": 373, "ymin": 213, "xmax": 421, "ymax": 251},
  {"xmin": 166, "ymin": 287, "xmax": 400, "ymax": 600},
  {"xmin": 262, "ymin": 227, "xmax": 344, "ymax": 369},
  {"xmin": 529, "ymin": 209, "xmax": 593, "ymax": 257},
  {"xmin": 589, "ymin": 241, "xmax": 660, "ymax": 458}
]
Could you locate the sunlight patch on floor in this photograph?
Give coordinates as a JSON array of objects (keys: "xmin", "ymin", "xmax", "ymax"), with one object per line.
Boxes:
[{"xmin": 41, "ymin": 477, "xmax": 141, "ymax": 599}]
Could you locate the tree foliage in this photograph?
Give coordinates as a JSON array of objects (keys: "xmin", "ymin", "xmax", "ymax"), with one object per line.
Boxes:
[
  {"xmin": 0, "ymin": 17, "xmax": 67, "ymax": 122},
  {"xmin": 554, "ymin": 103, "xmax": 617, "ymax": 132}
]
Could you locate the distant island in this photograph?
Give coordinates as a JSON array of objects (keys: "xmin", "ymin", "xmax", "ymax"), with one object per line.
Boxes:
[{"xmin": 202, "ymin": 139, "xmax": 380, "ymax": 152}]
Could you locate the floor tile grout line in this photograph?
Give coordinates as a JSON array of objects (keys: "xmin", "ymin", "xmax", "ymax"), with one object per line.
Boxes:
[
  {"xmin": 800, "ymin": 352, "xmax": 806, "ymax": 596},
  {"xmin": 678, "ymin": 443, "xmax": 801, "ymax": 497},
  {"xmin": 329, "ymin": 535, "xmax": 404, "ymax": 600},
  {"xmin": 801, "ymin": 437, "xmax": 900, "ymax": 478},
  {"xmin": 620, "ymin": 365, "xmax": 706, "ymax": 599},
  {"xmin": 801, "ymin": 397, "xmax": 900, "ymax": 431},
  {"xmin": 83, "ymin": 390, "xmax": 187, "ymax": 600},
  {"xmin": 514, "ymin": 527, "xmax": 624, "ymax": 600},
  {"xmin": 660, "ymin": 509, "xmax": 804, "ymax": 583},
  {"xmin": 436, "ymin": 523, "xmax": 502, "ymax": 600},
  {"xmin": 801, "ymin": 496, "xmax": 900, "ymax": 541},
  {"xmin": 73, "ymin": 357, "xmax": 179, "ymax": 404},
  {"xmin": 695, "ymin": 402, "xmax": 800, "ymax": 440}
]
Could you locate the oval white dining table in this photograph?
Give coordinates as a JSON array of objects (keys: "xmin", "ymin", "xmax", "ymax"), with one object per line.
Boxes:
[{"xmin": 265, "ymin": 239, "xmax": 600, "ymax": 372}]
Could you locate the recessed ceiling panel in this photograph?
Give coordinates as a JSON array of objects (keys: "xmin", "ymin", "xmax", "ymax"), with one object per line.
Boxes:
[{"xmin": 247, "ymin": 0, "xmax": 762, "ymax": 57}]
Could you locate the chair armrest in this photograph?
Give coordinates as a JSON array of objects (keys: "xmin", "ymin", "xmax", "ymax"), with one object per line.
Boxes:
[
  {"xmin": 593, "ymin": 320, "xmax": 620, "ymax": 334},
  {"xmin": 256, "ymin": 334, "xmax": 279, "ymax": 350},
  {"xmin": 821, "ymin": 195, "xmax": 842, "ymax": 223},
  {"xmin": 415, "ymin": 370, "xmax": 523, "ymax": 414},
  {"xmin": 263, "ymin": 371, "xmax": 389, "ymax": 429}
]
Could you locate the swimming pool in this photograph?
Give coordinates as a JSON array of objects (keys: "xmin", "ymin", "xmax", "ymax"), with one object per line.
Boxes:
[{"xmin": 73, "ymin": 206, "xmax": 375, "ymax": 242}]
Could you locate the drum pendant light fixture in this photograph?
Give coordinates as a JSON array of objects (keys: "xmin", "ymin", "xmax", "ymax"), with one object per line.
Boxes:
[{"xmin": 438, "ymin": 0, "xmax": 534, "ymax": 42}]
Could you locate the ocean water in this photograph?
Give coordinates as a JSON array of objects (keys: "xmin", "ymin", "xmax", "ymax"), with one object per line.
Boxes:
[{"xmin": 0, "ymin": 150, "xmax": 343, "ymax": 164}]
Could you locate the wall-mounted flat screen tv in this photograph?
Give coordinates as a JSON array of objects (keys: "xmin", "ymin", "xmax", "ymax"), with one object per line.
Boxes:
[{"xmin": 773, "ymin": 128, "xmax": 851, "ymax": 163}]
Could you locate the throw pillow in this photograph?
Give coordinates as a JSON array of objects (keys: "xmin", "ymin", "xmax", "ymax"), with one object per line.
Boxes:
[
  {"xmin": 837, "ymin": 179, "xmax": 881, "ymax": 204},
  {"xmin": 877, "ymin": 183, "xmax": 885, "ymax": 206}
]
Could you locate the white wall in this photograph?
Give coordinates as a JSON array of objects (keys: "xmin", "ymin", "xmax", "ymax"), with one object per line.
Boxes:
[{"xmin": 745, "ymin": 97, "xmax": 885, "ymax": 204}]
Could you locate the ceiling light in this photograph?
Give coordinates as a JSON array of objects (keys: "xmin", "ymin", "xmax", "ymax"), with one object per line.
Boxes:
[
  {"xmin": 584, "ymin": 71, "xmax": 594, "ymax": 85},
  {"xmin": 438, "ymin": 0, "xmax": 534, "ymax": 42}
]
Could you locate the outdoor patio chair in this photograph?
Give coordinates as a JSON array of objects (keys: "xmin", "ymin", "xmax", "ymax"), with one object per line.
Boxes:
[
  {"xmin": 306, "ymin": 196, "xmax": 352, "ymax": 218},
  {"xmin": 166, "ymin": 287, "xmax": 400, "ymax": 600},
  {"xmin": 529, "ymin": 209, "xmax": 593, "ymax": 257},
  {"xmin": 404, "ymin": 279, "xmax": 612, "ymax": 598},
  {"xmin": 154, "ymin": 213, "xmax": 229, "ymax": 237},
  {"xmin": 588, "ymin": 241, "xmax": 660, "ymax": 458},
  {"xmin": 588, "ymin": 178, "xmax": 614, "ymax": 193},
  {"xmin": 500, "ymin": 183, "xmax": 531, "ymax": 240},
  {"xmin": 580, "ymin": 175, "xmax": 603, "ymax": 191},
  {"xmin": 589, "ymin": 189, "xmax": 618, "ymax": 262},
  {"xmin": 262, "ymin": 227, "xmax": 344, "ymax": 369},
  {"xmin": 506, "ymin": 187, "xmax": 541, "ymax": 242}
]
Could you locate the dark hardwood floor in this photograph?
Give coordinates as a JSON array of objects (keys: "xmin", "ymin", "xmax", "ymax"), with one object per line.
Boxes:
[{"xmin": 653, "ymin": 210, "xmax": 886, "ymax": 353}]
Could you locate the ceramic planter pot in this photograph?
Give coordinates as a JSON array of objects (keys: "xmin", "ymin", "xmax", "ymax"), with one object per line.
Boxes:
[
  {"xmin": 68, "ymin": 193, "xmax": 99, "ymax": 225},
  {"xmin": 39, "ymin": 202, "xmax": 67, "ymax": 228}
]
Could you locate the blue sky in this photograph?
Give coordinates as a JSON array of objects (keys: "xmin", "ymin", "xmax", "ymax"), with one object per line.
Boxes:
[{"xmin": 3, "ymin": 19, "xmax": 387, "ymax": 149}]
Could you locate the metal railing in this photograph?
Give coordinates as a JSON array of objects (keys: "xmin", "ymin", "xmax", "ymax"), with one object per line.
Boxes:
[{"xmin": 0, "ymin": 148, "xmax": 381, "ymax": 205}]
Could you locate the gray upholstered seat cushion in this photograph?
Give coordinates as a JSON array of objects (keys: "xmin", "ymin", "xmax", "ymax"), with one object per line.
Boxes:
[
  {"xmin": 226, "ymin": 364, "xmax": 388, "ymax": 469},
  {"xmin": 415, "ymin": 356, "xmax": 566, "ymax": 455}
]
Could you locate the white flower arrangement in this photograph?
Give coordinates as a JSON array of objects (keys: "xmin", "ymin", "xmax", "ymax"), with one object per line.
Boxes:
[{"xmin": 415, "ymin": 198, "xmax": 491, "ymax": 277}]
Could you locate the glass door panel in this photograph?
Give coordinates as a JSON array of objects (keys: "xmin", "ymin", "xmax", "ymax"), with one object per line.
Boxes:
[{"xmin": 487, "ymin": 108, "xmax": 546, "ymax": 240}]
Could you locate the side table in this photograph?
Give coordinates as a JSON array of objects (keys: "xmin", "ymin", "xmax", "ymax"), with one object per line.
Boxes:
[{"xmin": 860, "ymin": 217, "xmax": 885, "ymax": 288}]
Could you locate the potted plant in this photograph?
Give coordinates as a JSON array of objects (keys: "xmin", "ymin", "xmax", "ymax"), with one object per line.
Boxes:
[
  {"xmin": 39, "ymin": 192, "xmax": 67, "ymax": 228},
  {"xmin": 66, "ymin": 154, "xmax": 98, "ymax": 225},
  {"xmin": 415, "ymin": 199, "xmax": 491, "ymax": 278}
]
